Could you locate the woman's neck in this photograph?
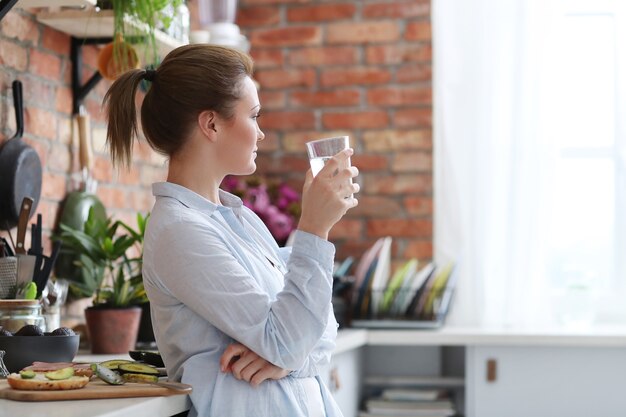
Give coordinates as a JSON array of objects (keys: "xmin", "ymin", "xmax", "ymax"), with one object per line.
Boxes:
[{"xmin": 167, "ymin": 154, "xmax": 223, "ymax": 205}]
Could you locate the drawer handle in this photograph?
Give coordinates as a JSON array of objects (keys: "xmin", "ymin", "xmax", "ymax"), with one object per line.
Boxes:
[{"xmin": 486, "ymin": 358, "xmax": 497, "ymax": 382}]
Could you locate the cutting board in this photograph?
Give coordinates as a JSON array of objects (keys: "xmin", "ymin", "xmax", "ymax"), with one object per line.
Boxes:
[{"xmin": 0, "ymin": 379, "xmax": 192, "ymax": 402}]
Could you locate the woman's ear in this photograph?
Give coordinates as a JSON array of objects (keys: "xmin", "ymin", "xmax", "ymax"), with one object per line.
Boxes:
[{"xmin": 198, "ymin": 110, "xmax": 218, "ymax": 141}]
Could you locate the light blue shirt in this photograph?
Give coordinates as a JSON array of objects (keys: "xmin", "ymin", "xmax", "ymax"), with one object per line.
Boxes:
[{"xmin": 143, "ymin": 182, "xmax": 343, "ymax": 417}]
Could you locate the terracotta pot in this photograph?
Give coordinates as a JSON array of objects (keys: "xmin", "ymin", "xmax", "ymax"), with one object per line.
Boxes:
[
  {"xmin": 84, "ymin": 306, "xmax": 141, "ymax": 354},
  {"xmin": 97, "ymin": 34, "xmax": 140, "ymax": 81}
]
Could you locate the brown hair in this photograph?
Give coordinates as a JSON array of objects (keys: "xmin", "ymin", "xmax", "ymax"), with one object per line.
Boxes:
[{"xmin": 103, "ymin": 44, "xmax": 254, "ymax": 168}]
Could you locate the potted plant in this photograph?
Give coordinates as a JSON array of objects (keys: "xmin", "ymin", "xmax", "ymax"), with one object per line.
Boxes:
[
  {"xmin": 95, "ymin": 0, "xmax": 185, "ymax": 79},
  {"xmin": 57, "ymin": 210, "xmax": 150, "ymax": 353}
]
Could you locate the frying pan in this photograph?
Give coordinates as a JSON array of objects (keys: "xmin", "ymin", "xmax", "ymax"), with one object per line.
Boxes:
[{"xmin": 0, "ymin": 80, "xmax": 42, "ymax": 230}]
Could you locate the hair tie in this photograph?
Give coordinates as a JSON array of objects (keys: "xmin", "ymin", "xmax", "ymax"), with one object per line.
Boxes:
[{"xmin": 144, "ymin": 69, "xmax": 156, "ymax": 82}]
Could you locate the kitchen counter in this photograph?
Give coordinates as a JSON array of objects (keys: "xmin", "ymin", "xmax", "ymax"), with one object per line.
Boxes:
[{"xmin": 0, "ymin": 330, "xmax": 364, "ymax": 417}]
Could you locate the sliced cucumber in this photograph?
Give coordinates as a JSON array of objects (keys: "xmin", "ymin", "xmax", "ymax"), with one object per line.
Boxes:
[
  {"xmin": 122, "ymin": 373, "xmax": 159, "ymax": 383},
  {"xmin": 45, "ymin": 367, "xmax": 74, "ymax": 380},
  {"xmin": 92, "ymin": 363, "xmax": 124, "ymax": 385},
  {"xmin": 100, "ymin": 359, "xmax": 133, "ymax": 370},
  {"xmin": 118, "ymin": 363, "xmax": 159, "ymax": 375}
]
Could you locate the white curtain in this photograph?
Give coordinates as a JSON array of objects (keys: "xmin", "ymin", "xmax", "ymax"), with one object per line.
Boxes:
[{"xmin": 432, "ymin": 0, "xmax": 626, "ymax": 327}]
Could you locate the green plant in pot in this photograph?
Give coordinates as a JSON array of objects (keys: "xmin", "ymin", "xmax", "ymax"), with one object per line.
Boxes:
[
  {"xmin": 57, "ymin": 210, "xmax": 150, "ymax": 353},
  {"xmin": 96, "ymin": 0, "xmax": 184, "ymax": 80}
]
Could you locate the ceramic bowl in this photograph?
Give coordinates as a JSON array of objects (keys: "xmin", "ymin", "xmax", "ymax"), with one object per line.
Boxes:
[{"xmin": 0, "ymin": 335, "xmax": 80, "ymax": 373}]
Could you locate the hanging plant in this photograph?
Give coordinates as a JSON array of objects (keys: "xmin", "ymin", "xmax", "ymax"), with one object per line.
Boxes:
[{"xmin": 96, "ymin": 0, "xmax": 183, "ymax": 79}]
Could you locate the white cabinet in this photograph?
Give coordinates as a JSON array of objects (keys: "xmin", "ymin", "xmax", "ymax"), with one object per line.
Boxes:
[
  {"xmin": 326, "ymin": 347, "xmax": 364, "ymax": 417},
  {"xmin": 466, "ymin": 345, "xmax": 626, "ymax": 417}
]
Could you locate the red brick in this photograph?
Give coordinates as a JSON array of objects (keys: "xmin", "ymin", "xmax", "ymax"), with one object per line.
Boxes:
[
  {"xmin": 29, "ymin": 49, "xmax": 62, "ymax": 81},
  {"xmin": 255, "ymin": 68, "xmax": 316, "ymax": 89},
  {"xmin": 42, "ymin": 26, "xmax": 70, "ymax": 55},
  {"xmin": 288, "ymin": 46, "xmax": 358, "ymax": 67},
  {"xmin": 321, "ymin": 67, "xmax": 392, "ymax": 87},
  {"xmin": 237, "ymin": 6, "xmax": 280, "ymax": 27},
  {"xmin": 115, "ymin": 164, "xmax": 140, "ymax": 185},
  {"xmin": 368, "ymin": 86, "xmax": 432, "ymax": 106},
  {"xmin": 1, "ymin": 12, "xmax": 38, "ymax": 43},
  {"xmin": 351, "ymin": 154, "xmax": 388, "ymax": 171},
  {"xmin": 129, "ymin": 189, "xmax": 155, "ymax": 213},
  {"xmin": 287, "ymin": 4, "xmax": 356, "ymax": 22},
  {"xmin": 250, "ymin": 26, "xmax": 321, "ymax": 47},
  {"xmin": 97, "ymin": 186, "xmax": 127, "ymax": 209},
  {"xmin": 47, "ymin": 142, "xmax": 72, "ymax": 172},
  {"xmin": 366, "ymin": 44, "xmax": 432, "ymax": 64},
  {"xmin": 55, "ymin": 85, "xmax": 72, "ymax": 115},
  {"xmin": 349, "ymin": 196, "xmax": 402, "ymax": 218},
  {"xmin": 367, "ymin": 219, "xmax": 432, "ymax": 238},
  {"xmin": 366, "ymin": 174, "xmax": 432, "ymax": 195},
  {"xmin": 339, "ymin": 239, "xmax": 383, "ymax": 261},
  {"xmin": 257, "ymin": 130, "xmax": 280, "ymax": 152},
  {"xmin": 260, "ymin": 110, "xmax": 315, "ymax": 130},
  {"xmin": 259, "ymin": 90, "xmax": 286, "ymax": 109},
  {"xmin": 327, "ymin": 21, "xmax": 400, "ymax": 44},
  {"xmin": 0, "ymin": 39, "xmax": 28, "ymax": 71},
  {"xmin": 21, "ymin": 137, "xmax": 48, "ymax": 168},
  {"xmin": 323, "ymin": 111, "xmax": 389, "ymax": 130},
  {"xmin": 406, "ymin": 21, "xmax": 431, "ymax": 41},
  {"xmin": 394, "ymin": 109, "xmax": 432, "ymax": 128},
  {"xmin": 41, "ymin": 172, "xmax": 67, "ymax": 200},
  {"xmin": 290, "ymin": 89, "xmax": 360, "ymax": 108},
  {"xmin": 250, "ymin": 49, "xmax": 284, "ymax": 68},
  {"xmin": 397, "ymin": 63, "xmax": 431, "ymax": 83},
  {"xmin": 391, "ymin": 151, "xmax": 432, "ymax": 172},
  {"xmin": 363, "ymin": 1, "xmax": 430, "ymax": 18},
  {"xmin": 404, "ymin": 196, "xmax": 432, "ymax": 217},
  {"xmin": 92, "ymin": 155, "xmax": 113, "ymax": 182},
  {"xmin": 82, "ymin": 45, "xmax": 100, "ymax": 73},
  {"xmin": 362, "ymin": 129, "xmax": 431, "ymax": 151},
  {"xmin": 329, "ymin": 219, "xmax": 362, "ymax": 240},
  {"xmin": 25, "ymin": 107, "xmax": 57, "ymax": 139},
  {"xmin": 23, "ymin": 78, "xmax": 56, "ymax": 108},
  {"xmin": 403, "ymin": 240, "xmax": 433, "ymax": 260}
]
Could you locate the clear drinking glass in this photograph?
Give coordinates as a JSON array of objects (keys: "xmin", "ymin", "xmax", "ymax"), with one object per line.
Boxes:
[
  {"xmin": 306, "ymin": 136, "xmax": 353, "ymax": 198},
  {"xmin": 305, "ymin": 136, "xmax": 350, "ymax": 177}
]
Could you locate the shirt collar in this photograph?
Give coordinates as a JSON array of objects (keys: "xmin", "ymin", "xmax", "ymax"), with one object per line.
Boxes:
[{"xmin": 152, "ymin": 182, "xmax": 243, "ymax": 215}]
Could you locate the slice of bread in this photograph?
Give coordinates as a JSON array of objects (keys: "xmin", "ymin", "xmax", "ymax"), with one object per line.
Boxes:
[{"xmin": 7, "ymin": 373, "xmax": 89, "ymax": 390}]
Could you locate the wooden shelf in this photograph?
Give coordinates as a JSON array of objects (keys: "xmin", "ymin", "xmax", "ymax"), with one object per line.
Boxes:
[
  {"xmin": 18, "ymin": 0, "xmax": 95, "ymax": 9},
  {"xmin": 37, "ymin": 9, "xmax": 183, "ymax": 59}
]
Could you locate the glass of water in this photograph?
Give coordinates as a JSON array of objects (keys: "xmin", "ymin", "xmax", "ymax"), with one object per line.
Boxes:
[{"xmin": 305, "ymin": 136, "xmax": 350, "ymax": 177}]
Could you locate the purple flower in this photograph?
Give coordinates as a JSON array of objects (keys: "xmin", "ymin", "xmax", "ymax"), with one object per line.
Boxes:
[{"xmin": 221, "ymin": 175, "xmax": 301, "ymax": 245}]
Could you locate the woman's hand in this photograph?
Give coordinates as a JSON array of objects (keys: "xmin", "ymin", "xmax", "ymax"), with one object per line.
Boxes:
[
  {"xmin": 298, "ymin": 148, "xmax": 360, "ymax": 240},
  {"xmin": 220, "ymin": 343, "xmax": 290, "ymax": 387}
]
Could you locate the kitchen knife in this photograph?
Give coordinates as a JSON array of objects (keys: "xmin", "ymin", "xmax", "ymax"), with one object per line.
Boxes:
[{"xmin": 15, "ymin": 197, "xmax": 36, "ymax": 298}]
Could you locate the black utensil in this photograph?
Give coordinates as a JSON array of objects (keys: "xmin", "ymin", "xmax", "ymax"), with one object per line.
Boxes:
[
  {"xmin": 36, "ymin": 241, "xmax": 61, "ymax": 298},
  {"xmin": 0, "ymin": 80, "xmax": 42, "ymax": 230}
]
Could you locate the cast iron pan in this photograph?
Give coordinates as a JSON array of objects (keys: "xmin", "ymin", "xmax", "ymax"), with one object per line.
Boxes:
[{"xmin": 0, "ymin": 80, "xmax": 42, "ymax": 229}]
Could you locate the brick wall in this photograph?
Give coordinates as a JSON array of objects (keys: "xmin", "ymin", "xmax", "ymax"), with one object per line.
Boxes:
[
  {"xmin": 0, "ymin": 8, "xmax": 166, "ymax": 253},
  {"xmin": 238, "ymin": 0, "xmax": 433, "ymax": 266},
  {"xmin": 0, "ymin": 0, "xmax": 433, "ymax": 268}
]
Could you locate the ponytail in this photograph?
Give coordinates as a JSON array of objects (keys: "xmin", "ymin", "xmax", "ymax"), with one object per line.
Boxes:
[{"xmin": 103, "ymin": 68, "xmax": 147, "ymax": 168}]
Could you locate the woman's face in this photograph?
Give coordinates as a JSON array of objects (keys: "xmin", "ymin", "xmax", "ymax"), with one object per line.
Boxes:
[{"xmin": 215, "ymin": 76, "xmax": 264, "ymax": 176}]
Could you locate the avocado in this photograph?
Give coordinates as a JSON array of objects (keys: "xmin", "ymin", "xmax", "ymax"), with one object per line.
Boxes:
[
  {"xmin": 99, "ymin": 359, "xmax": 133, "ymax": 370},
  {"xmin": 117, "ymin": 363, "xmax": 159, "ymax": 375},
  {"xmin": 50, "ymin": 327, "xmax": 76, "ymax": 336},
  {"xmin": 19, "ymin": 370, "xmax": 36, "ymax": 379},
  {"xmin": 45, "ymin": 367, "xmax": 74, "ymax": 380},
  {"xmin": 14, "ymin": 324, "xmax": 44, "ymax": 336},
  {"xmin": 122, "ymin": 373, "xmax": 159, "ymax": 383}
]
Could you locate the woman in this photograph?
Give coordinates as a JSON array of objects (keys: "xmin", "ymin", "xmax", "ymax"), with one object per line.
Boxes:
[{"xmin": 103, "ymin": 44, "xmax": 359, "ymax": 417}]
